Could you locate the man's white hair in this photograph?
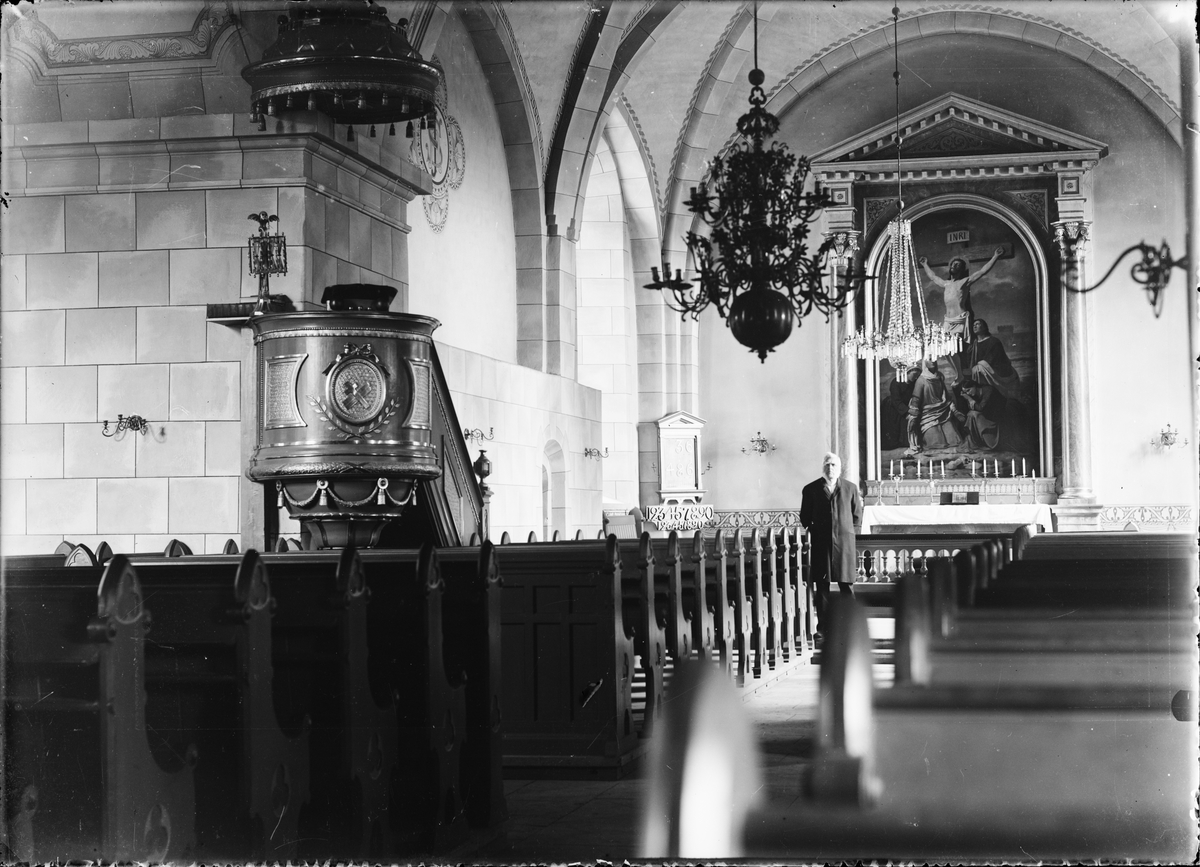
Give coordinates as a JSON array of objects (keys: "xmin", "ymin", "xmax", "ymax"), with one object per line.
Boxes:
[{"xmin": 822, "ymin": 452, "xmax": 841, "ymax": 463}]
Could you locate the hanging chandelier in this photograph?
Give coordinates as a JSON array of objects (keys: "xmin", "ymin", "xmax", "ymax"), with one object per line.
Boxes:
[
  {"xmin": 843, "ymin": 219, "xmax": 958, "ymax": 379},
  {"xmin": 841, "ymin": 5, "xmax": 959, "ymax": 378},
  {"xmin": 644, "ymin": 3, "xmax": 865, "ymax": 362},
  {"xmin": 241, "ymin": 1, "xmax": 441, "ymax": 143}
]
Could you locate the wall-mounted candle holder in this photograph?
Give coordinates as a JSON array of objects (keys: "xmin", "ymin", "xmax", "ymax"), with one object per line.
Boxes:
[
  {"xmin": 463, "ymin": 426, "xmax": 495, "ymax": 445},
  {"xmin": 102, "ymin": 415, "xmax": 165, "ymax": 441},
  {"xmin": 1151, "ymin": 424, "xmax": 1188, "ymax": 450},
  {"xmin": 742, "ymin": 432, "xmax": 776, "ymax": 455},
  {"xmin": 584, "ymin": 447, "xmax": 609, "ymax": 460}
]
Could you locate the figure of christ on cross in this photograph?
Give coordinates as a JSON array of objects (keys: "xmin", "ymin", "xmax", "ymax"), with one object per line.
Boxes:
[{"xmin": 918, "ymin": 246, "xmax": 1004, "ymax": 382}]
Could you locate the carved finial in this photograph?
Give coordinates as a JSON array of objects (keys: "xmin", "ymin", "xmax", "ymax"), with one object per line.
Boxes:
[{"xmin": 248, "ymin": 211, "xmax": 278, "ymax": 234}]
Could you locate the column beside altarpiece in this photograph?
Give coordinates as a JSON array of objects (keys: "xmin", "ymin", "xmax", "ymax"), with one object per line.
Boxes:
[
  {"xmin": 825, "ymin": 219, "xmax": 861, "ymax": 484},
  {"xmin": 1052, "ymin": 216, "xmax": 1102, "ymax": 529}
]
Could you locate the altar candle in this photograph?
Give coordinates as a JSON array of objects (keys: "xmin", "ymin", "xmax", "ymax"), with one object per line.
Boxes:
[
  {"xmin": 941, "ymin": 460, "xmax": 945, "ymax": 478},
  {"xmin": 1022, "ymin": 458, "xmax": 1027, "ymax": 476},
  {"xmin": 916, "ymin": 459, "xmax": 921, "ymax": 479},
  {"xmin": 890, "ymin": 459, "xmax": 894, "ymax": 476},
  {"xmin": 1011, "ymin": 458, "xmax": 1016, "ymax": 477}
]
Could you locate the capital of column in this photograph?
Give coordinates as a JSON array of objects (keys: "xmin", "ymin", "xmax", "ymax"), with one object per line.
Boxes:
[
  {"xmin": 1053, "ymin": 219, "xmax": 1091, "ymax": 260},
  {"xmin": 825, "ymin": 229, "xmax": 861, "ymax": 266}
]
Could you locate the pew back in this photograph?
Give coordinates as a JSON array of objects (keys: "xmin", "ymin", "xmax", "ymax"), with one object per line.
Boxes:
[{"xmin": 494, "ymin": 536, "xmax": 639, "ymax": 773}]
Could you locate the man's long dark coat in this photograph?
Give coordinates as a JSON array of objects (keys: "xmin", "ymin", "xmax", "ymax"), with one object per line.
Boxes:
[{"xmin": 799, "ymin": 476, "xmax": 863, "ymax": 584}]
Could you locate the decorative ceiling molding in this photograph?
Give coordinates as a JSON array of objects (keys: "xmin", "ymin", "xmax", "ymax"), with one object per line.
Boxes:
[
  {"xmin": 765, "ymin": 4, "xmax": 1179, "ymax": 124},
  {"xmin": 547, "ymin": 0, "xmax": 606, "ymax": 182},
  {"xmin": 617, "ymin": 95, "xmax": 661, "ymax": 219},
  {"xmin": 486, "ymin": 1, "xmax": 544, "ymax": 176},
  {"xmin": 3, "ymin": 2, "xmax": 231, "ymax": 72},
  {"xmin": 663, "ymin": 1, "xmax": 748, "ymax": 219},
  {"xmin": 620, "ymin": 1, "xmax": 659, "ymax": 42}
]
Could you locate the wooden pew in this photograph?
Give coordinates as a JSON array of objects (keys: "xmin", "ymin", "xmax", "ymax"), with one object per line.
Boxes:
[
  {"xmin": 700, "ymin": 530, "xmax": 734, "ymax": 677},
  {"xmin": 774, "ymin": 527, "xmax": 808, "ymax": 659},
  {"xmin": 760, "ymin": 529, "xmax": 785, "ymax": 667},
  {"xmin": 3, "ymin": 555, "xmax": 197, "ymax": 862},
  {"xmin": 356, "ymin": 546, "xmax": 470, "ymax": 852},
  {"xmin": 256, "ymin": 547, "xmax": 403, "ymax": 859},
  {"xmin": 646, "ymin": 531, "xmax": 694, "ymax": 663},
  {"xmin": 422, "ymin": 542, "xmax": 507, "ymax": 829},
  {"xmin": 899, "ymin": 563, "xmax": 1195, "ymax": 689},
  {"xmin": 742, "ymin": 529, "xmax": 771, "ymax": 678},
  {"xmin": 2, "ymin": 541, "xmax": 102, "ymax": 570},
  {"xmin": 644, "ymin": 594, "xmax": 1198, "ymax": 861},
  {"xmin": 493, "ymin": 536, "xmax": 640, "ymax": 775},
  {"xmin": 264, "ymin": 545, "xmax": 470, "ymax": 854},
  {"xmin": 784, "ymin": 526, "xmax": 815, "ymax": 654},
  {"xmin": 129, "ymin": 551, "xmax": 311, "ymax": 859},
  {"xmin": 682, "ymin": 530, "xmax": 716, "ymax": 662},
  {"xmin": 1021, "ymin": 530, "xmax": 1196, "ymax": 560},
  {"xmin": 616, "ymin": 533, "xmax": 668, "ymax": 734},
  {"xmin": 702, "ymin": 530, "xmax": 746, "ymax": 684},
  {"xmin": 726, "ymin": 529, "xmax": 755, "ymax": 684},
  {"xmin": 973, "ymin": 558, "xmax": 1193, "ymax": 610}
]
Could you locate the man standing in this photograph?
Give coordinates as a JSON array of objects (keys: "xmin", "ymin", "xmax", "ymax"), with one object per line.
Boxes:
[{"xmin": 799, "ymin": 452, "xmax": 863, "ymax": 642}]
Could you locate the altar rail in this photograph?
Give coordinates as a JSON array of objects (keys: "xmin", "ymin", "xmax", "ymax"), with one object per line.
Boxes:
[{"xmin": 854, "ymin": 532, "xmax": 1018, "ymax": 584}]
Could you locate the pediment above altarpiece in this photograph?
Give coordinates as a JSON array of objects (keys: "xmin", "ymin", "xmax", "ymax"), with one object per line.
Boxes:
[{"xmin": 810, "ymin": 93, "xmax": 1109, "ymax": 184}]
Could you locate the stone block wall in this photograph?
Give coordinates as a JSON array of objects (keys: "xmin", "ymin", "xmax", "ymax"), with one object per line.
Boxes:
[{"xmin": 0, "ymin": 116, "xmax": 420, "ymax": 555}]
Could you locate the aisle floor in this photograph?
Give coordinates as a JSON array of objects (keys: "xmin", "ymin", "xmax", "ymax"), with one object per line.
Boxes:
[{"xmin": 471, "ymin": 622, "xmax": 895, "ymax": 863}]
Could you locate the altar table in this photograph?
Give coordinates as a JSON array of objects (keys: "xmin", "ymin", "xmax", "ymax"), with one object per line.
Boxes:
[{"xmin": 861, "ymin": 503, "xmax": 1055, "ymax": 535}]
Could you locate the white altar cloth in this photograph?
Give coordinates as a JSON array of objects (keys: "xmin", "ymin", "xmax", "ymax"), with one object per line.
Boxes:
[{"xmin": 861, "ymin": 503, "xmax": 1054, "ymax": 534}]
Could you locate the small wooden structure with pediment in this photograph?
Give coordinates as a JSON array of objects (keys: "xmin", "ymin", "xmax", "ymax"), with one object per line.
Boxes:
[{"xmin": 655, "ymin": 411, "xmax": 708, "ymax": 504}]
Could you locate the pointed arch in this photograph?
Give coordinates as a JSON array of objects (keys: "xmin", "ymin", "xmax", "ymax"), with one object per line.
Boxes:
[{"xmin": 455, "ymin": 1, "xmax": 549, "ymax": 370}]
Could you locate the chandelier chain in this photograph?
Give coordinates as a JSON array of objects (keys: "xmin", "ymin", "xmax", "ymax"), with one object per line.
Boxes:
[
  {"xmin": 840, "ymin": 2, "xmax": 961, "ymax": 378},
  {"xmin": 642, "ymin": 0, "xmax": 870, "ymax": 361}
]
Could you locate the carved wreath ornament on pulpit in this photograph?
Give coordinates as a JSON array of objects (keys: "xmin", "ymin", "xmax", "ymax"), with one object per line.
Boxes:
[{"xmin": 308, "ymin": 343, "xmax": 400, "ymax": 440}]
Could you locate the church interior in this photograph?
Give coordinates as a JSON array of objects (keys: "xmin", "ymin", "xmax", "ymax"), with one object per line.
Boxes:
[{"xmin": 1, "ymin": 0, "xmax": 1198, "ymax": 862}]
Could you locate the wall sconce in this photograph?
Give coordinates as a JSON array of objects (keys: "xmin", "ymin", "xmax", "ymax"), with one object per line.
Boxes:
[
  {"xmin": 102, "ymin": 415, "xmax": 164, "ymax": 441},
  {"xmin": 1062, "ymin": 236, "xmax": 1189, "ymax": 318},
  {"xmin": 248, "ymin": 211, "xmax": 288, "ymax": 314},
  {"xmin": 1151, "ymin": 424, "xmax": 1188, "ymax": 450},
  {"xmin": 584, "ymin": 447, "xmax": 609, "ymax": 460},
  {"xmin": 463, "ymin": 426, "xmax": 495, "ymax": 444},
  {"xmin": 742, "ymin": 432, "xmax": 776, "ymax": 455}
]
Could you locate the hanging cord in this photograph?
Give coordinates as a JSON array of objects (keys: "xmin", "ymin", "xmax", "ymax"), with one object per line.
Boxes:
[
  {"xmin": 892, "ymin": 5, "xmax": 902, "ymax": 213},
  {"xmin": 753, "ymin": 0, "xmax": 759, "ymax": 71}
]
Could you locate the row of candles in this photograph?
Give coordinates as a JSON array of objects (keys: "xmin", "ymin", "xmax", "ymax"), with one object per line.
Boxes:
[{"xmin": 889, "ymin": 457, "xmax": 1034, "ymax": 478}]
